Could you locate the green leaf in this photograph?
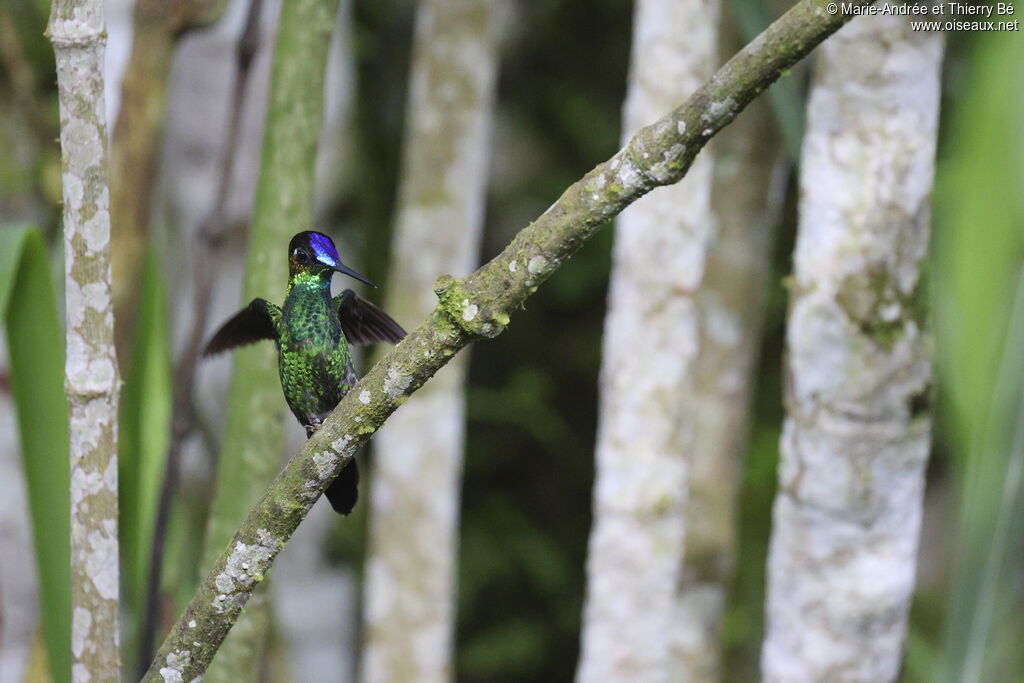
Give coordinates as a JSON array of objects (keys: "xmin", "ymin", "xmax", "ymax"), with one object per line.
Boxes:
[
  {"xmin": 933, "ymin": 31, "xmax": 1024, "ymax": 683},
  {"xmin": 0, "ymin": 224, "xmax": 70, "ymax": 683},
  {"xmin": 118, "ymin": 251, "xmax": 173, "ymax": 649}
]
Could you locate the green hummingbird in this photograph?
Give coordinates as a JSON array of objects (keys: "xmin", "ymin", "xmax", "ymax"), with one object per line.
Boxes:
[{"xmin": 204, "ymin": 231, "xmax": 405, "ymax": 514}]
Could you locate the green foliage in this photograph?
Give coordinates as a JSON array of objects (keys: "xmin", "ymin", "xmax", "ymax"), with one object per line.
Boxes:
[
  {"xmin": 118, "ymin": 252, "xmax": 173, "ymax": 652},
  {"xmin": 932, "ymin": 30, "xmax": 1024, "ymax": 683},
  {"xmin": 165, "ymin": 495, "xmax": 208, "ymax": 613},
  {"xmin": 0, "ymin": 225, "xmax": 70, "ymax": 683},
  {"xmin": 905, "ymin": 620, "xmax": 944, "ymax": 683},
  {"xmin": 459, "ymin": 617, "xmax": 548, "ymax": 678},
  {"xmin": 933, "ymin": 34, "xmax": 1024, "ymax": 465}
]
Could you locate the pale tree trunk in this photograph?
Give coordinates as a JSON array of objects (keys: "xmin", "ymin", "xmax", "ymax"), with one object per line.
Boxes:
[
  {"xmin": 674, "ymin": 41, "xmax": 787, "ymax": 681},
  {"xmin": 576, "ymin": 0, "xmax": 718, "ymax": 680},
  {"xmin": 760, "ymin": 16, "xmax": 943, "ymax": 682},
  {"xmin": 360, "ymin": 1, "xmax": 503, "ymax": 681},
  {"xmin": 47, "ymin": 1, "xmax": 121, "ymax": 681}
]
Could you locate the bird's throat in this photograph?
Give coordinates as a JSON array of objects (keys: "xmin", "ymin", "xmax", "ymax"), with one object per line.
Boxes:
[{"xmin": 285, "ymin": 268, "xmax": 332, "ymax": 296}]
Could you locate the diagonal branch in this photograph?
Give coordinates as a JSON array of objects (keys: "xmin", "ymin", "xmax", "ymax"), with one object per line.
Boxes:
[{"xmin": 143, "ymin": 0, "xmax": 871, "ymax": 679}]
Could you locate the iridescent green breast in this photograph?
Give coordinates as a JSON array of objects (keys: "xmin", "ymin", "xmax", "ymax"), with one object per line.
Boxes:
[{"xmin": 276, "ymin": 281, "xmax": 356, "ymax": 429}]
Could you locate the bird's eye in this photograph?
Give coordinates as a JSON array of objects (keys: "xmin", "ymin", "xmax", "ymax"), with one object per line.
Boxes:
[{"xmin": 293, "ymin": 249, "xmax": 311, "ymax": 264}]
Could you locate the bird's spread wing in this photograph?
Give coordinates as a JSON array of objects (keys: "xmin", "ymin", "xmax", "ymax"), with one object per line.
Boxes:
[
  {"xmin": 334, "ymin": 289, "xmax": 406, "ymax": 345},
  {"xmin": 203, "ymin": 298, "xmax": 281, "ymax": 356}
]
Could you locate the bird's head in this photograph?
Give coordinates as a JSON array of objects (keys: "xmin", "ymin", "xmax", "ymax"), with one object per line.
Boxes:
[{"xmin": 287, "ymin": 231, "xmax": 375, "ymax": 287}]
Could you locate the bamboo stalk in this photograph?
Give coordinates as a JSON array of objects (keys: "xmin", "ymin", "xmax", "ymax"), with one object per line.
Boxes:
[
  {"xmin": 47, "ymin": 1, "xmax": 121, "ymax": 680},
  {"xmin": 135, "ymin": 0, "xmax": 266, "ymax": 674},
  {"xmin": 672, "ymin": 17, "xmax": 788, "ymax": 677}
]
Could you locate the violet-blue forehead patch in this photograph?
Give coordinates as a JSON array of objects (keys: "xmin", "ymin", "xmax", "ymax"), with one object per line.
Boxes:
[{"xmin": 309, "ymin": 233, "xmax": 340, "ymax": 267}]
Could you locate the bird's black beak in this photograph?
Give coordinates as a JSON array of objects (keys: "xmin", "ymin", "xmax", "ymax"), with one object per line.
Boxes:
[{"xmin": 335, "ymin": 262, "xmax": 376, "ymax": 287}]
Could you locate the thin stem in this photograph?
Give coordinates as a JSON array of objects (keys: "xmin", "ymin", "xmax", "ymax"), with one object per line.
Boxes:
[
  {"xmin": 135, "ymin": 0, "xmax": 265, "ymax": 674},
  {"xmin": 110, "ymin": 0, "xmax": 228, "ymax": 356}
]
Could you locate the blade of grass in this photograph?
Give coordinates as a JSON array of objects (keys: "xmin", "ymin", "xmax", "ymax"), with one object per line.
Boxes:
[
  {"xmin": 933, "ymin": 30, "xmax": 1024, "ymax": 683},
  {"xmin": 0, "ymin": 225, "xmax": 70, "ymax": 683},
  {"xmin": 950, "ymin": 272, "xmax": 1024, "ymax": 683},
  {"xmin": 118, "ymin": 251, "xmax": 173, "ymax": 656}
]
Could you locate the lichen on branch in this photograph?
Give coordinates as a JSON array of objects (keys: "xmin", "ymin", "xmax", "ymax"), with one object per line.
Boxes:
[{"xmin": 143, "ymin": 0, "xmax": 874, "ymax": 679}]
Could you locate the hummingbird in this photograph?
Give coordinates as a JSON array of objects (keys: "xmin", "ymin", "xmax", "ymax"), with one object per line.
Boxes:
[{"xmin": 204, "ymin": 231, "xmax": 405, "ymax": 514}]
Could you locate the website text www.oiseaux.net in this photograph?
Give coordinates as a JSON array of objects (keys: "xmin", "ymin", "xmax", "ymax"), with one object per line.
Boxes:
[{"xmin": 824, "ymin": 1, "xmax": 1020, "ymax": 31}]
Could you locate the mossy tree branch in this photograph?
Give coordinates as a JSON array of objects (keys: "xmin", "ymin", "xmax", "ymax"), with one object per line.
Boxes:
[{"xmin": 143, "ymin": 0, "xmax": 872, "ymax": 679}]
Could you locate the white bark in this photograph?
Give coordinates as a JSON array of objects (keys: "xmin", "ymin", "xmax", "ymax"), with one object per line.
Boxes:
[
  {"xmin": 47, "ymin": 1, "xmax": 121, "ymax": 681},
  {"xmin": 760, "ymin": 16, "xmax": 943, "ymax": 682},
  {"xmin": 576, "ymin": 0, "xmax": 718, "ymax": 680},
  {"xmin": 359, "ymin": 1, "xmax": 502, "ymax": 681}
]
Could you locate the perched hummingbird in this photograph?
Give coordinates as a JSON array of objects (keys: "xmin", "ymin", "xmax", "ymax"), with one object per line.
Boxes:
[{"xmin": 204, "ymin": 231, "xmax": 406, "ymax": 514}]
